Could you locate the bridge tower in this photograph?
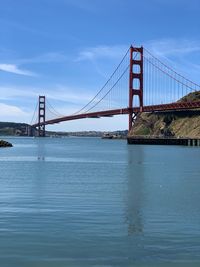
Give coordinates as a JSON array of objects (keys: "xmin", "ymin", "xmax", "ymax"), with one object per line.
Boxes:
[
  {"xmin": 129, "ymin": 46, "xmax": 143, "ymax": 131},
  {"xmin": 38, "ymin": 95, "xmax": 46, "ymax": 137}
]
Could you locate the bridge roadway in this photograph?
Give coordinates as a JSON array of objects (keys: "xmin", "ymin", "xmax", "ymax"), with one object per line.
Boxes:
[{"xmin": 32, "ymin": 101, "xmax": 200, "ymax": 127}]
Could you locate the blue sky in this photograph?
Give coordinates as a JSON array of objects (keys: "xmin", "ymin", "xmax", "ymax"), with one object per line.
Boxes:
[{"xmin": 0, "ymin": 0, "xmax": 200, "ymax": 131}]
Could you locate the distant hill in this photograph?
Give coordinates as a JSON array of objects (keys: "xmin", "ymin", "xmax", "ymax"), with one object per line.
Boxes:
[
  {"xmin": 0, "ymin": 122, "xmax": 28, "ymax": 136},
  {"xmin": 128, "ymin": 91, "xmax": 200, "ymax": 138},
  {"xmin": 0, "ymin": 121, "xmax": 128, "ymax": 138}
]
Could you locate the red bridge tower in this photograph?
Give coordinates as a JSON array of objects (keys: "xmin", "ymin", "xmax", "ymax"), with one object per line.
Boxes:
[
  {"xmin": 38, "ymin": 95, "xmax": 46, "ymax": 137},
  {"xmin": 129, "ymin": 46, "xmax": 143, "ymax": 131}
]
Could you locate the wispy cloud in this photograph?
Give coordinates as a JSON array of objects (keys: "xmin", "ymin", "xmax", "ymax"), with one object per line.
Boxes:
[
  {"xmin": 0, "ymin": 85, "xmax": 94, "ymax": 106},
  {"xmin": 0, "ymin": 103, "xmax": 28, "ymax": 117},
  {"xmin": 18, "ymin": 52, "xmax": 69, "ymax": 65},
  {"xmin": 144, "ymin": 38, "xmax": 200, "ymax": 84},
  {"xmin": 0, "ymin": 64, "xmax": 36, "ymax": 76},
  {"xmin": 0, "ymin": 84, "xmax": 95, "ymax": 123},
  {"xmin": 0, "ymin": 51, "xmax": 69, "ymax": 70},
  {"xmin": 76, "ymin": 45, "xmax": 128, "ymax": 62},
  {"xmin": 0, "ymin": 102, "xmax": 32, "ymax": 124},
  {"xmin": 75, "ymin": 44, "xmax": 129, "ymax": 78},
  {"xmin": 47, "ymin": 85, "xmax": 94, "ymax": 103},
  {"xmin": 145, "ymin": 38, "xmax": 200, "ymax": 58}
]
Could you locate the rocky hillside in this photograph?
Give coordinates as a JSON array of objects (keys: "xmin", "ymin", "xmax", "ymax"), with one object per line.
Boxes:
[{"xmin": 129, "ymin": 91, "xmax": 200, "ymax": 138}]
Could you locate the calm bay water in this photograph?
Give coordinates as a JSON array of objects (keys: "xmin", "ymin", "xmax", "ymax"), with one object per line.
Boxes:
[{"xmin": 0, "ymin": 137, "xmax": 200, "ymax": 267}]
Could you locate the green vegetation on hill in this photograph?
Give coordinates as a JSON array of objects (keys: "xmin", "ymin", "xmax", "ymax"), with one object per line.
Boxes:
[
  {"xmin": 0, "ymin": 122, "xmax": 28, "ymax": 136},
  {"xmin": 178, "ymin": 91, "xmax": 200, "ymax": 103},
  {"xmin": 129, "ymin": 91, "xmax": 200, "ymax": 138}
]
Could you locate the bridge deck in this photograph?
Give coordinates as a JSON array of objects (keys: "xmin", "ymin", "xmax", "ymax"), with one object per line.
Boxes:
[{"xmin": 32, "ymin": 101, "xmax": 200, "ymax": 127}]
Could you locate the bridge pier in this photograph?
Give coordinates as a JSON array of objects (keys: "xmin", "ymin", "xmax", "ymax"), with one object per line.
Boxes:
[{"xmin": 127, "ymin": 137, "xmax": 200, "ymax": 146}]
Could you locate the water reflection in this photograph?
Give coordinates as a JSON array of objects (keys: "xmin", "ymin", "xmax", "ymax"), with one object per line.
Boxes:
[
  {"xmin": 125, "ymin": 146, "xmax": 144, "ymax": 235},
  {"xmin": 36, "ymin": 139, "xmax": 46, "ymax": 161},
  {"xmin": 37, "ymin": 156, "xmax": 45, "ymax": 161},
  {"xmin": 32, "ymin": 139, "xmax": 47, "ymax": 197}
]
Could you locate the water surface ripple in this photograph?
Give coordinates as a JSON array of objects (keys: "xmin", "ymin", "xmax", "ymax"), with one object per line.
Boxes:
[{"xmin": 0, "ymin": 137, "xmax": 200, "ymax": 267}]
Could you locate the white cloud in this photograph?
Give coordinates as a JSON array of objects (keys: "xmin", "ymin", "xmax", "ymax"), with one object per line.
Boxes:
[
  {"xmin": 0, "ymin": 103, "xmax": 31, "ymax": 123},
  {"xmin": 0, "ymin": 85, "xmax": 93, "ymax": 103},
  {"xmin": 0, "ymin": 64, "xmax": 36, "ymax": 76},
  {"xmin": 0, "ymin": 103, "xmax": 26, "ymax": 116},
  {"xmin": 145, "ymin": 38, "xmax": 200, "ymax": 58},
  {"xmin": 76, "ymin": 45, "xmax": 128, "ymax": 62},
  {"xmin": 0, "ymin": 86, "xmax": 39, "ymax": 101},
  {"xmin": 0, "ymin": 85, "xmax": 95, "ymax": 114}
]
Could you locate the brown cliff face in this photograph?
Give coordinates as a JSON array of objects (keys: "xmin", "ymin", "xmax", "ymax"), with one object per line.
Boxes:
[{"xmin": 128, "ymin": 91, "xmax": 200, "ymax": 138}]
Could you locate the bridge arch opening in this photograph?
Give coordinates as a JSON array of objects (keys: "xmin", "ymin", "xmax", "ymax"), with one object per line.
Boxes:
[
  {"xmin": 132, "ymin": 51, "xmax": 141, "ymax": 61},
  {"xmin": 133, "ymin": 95, "xmax": 140, "ymax": 107},
  {"xmin": 132, "ymin": 78, "xmax": 140, "ymax": 90},
  {"xmin": 133, "ymin": 64, "xmax": 141, "ymax": 74}
]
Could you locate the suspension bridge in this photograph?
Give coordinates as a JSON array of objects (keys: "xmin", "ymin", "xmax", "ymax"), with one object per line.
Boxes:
[{"xmin": 30, "ymin": 45, "xmax": 200, "ymax": 137}]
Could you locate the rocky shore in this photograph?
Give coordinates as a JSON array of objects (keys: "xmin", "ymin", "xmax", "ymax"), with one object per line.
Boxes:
[{"xmin": 0, "ymin": 140, "xmax": 13, "ymax": 147}]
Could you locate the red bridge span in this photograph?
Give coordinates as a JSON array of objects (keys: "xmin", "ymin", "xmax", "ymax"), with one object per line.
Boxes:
[{"xmin": 31, "ymin": 45, "xmax": 200, "ymax": 136}]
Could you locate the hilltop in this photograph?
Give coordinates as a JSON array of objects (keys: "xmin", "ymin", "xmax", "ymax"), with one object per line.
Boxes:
[{"xmin": 128, "ymin": 91, "xmax": 200, "ymax": 138}]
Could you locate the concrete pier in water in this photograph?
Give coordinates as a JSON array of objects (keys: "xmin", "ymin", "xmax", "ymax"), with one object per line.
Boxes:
[{"xmin": 127, "ymin": 137, "xmax": 200, "ymax": 146}]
